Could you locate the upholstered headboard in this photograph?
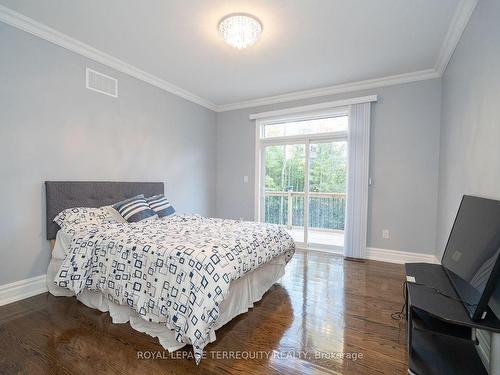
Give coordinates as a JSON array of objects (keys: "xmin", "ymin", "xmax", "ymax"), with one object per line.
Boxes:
[{"xmin": 45, "ymin": 181, "xmax": 164, "ymax": 240}]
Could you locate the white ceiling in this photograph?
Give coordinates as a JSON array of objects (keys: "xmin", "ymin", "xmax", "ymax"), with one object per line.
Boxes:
[{"xmin": 0, "ymin": 0, "xmax": 467, "ymax": 108}]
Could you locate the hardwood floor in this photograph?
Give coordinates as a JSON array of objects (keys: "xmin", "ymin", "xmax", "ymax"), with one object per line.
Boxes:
[{"xmin": 0, "ymin": 251, "xmax": 407, "ymax": 375}]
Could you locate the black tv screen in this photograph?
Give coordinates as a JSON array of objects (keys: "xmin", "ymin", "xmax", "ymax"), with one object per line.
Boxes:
[{"xmin": 442, "ymin": 195, "xmax": 500, "ymax": 321}]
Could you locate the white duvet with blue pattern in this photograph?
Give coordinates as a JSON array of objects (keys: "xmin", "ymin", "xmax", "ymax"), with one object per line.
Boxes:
[{"xmin": 54, "ymin": 215, "xmax": 295, "ymax": 364}]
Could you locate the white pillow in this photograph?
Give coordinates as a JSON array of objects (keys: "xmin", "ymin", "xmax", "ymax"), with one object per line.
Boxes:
[
  {"xmin": 54, "ymin": 206, "xmax": 125, "ymax": 230},
  {"xmin": 103, "ymin": 206, "xmax": 127, "ymax": 224}
]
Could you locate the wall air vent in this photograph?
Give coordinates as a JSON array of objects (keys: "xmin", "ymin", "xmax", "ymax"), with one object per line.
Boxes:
[{"xmin": 86, "ymin": 68, "xmax": 118, "ymax": 97}]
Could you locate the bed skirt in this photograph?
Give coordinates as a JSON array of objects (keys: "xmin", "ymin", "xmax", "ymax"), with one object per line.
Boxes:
[{"xmin": 46, "ymin": 252, "xmax": 287, "ymax": 352}]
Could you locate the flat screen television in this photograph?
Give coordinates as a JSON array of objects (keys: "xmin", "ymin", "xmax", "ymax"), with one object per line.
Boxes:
[{"xmin": 441, "ymin": 195, "xmax": 500, "ymax": 321}]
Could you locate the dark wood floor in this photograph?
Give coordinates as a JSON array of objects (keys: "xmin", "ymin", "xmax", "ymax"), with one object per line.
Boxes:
[{"xmin": 0, "ymin": 251, "xmax": 407, "ymax": 375}]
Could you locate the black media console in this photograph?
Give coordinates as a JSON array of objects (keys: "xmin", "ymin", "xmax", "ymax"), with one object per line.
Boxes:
[{"xmin": 405, "ymin": 263, "xmax": 500, "ymax": 375}]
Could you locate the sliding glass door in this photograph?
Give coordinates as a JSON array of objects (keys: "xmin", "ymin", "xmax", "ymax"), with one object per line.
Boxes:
[
  {"xmin": 262, "ymin": 143, "xmax": 306, "ymax": 244},
  {"xmin": 257, "ymin": 111, "xmax": 348, "ymax": 252},
  {"xmin": 307, "ymin": 140, "xmax": 347, "ymax": 250}
]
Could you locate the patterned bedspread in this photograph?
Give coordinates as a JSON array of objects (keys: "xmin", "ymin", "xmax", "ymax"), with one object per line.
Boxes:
[{"xmin": 54, "ymin": 215, "xmax": 295, "ymax": 363}]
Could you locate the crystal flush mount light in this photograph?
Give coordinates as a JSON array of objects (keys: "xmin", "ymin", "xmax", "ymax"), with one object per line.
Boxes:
[{"xmin": 218, "ymin": 14, "xmax": 262, "ymax": 49}]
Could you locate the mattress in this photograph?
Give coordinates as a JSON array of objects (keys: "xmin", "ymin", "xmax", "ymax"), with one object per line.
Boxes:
[{"xmin": 47, "ymin": 229, "xmax": 288, "ymax": 353}]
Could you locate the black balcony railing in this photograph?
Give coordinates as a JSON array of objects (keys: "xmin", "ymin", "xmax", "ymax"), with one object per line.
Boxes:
[{"xmin": 264, "ymin": 191, "xmax": 346, "ymax": 231}]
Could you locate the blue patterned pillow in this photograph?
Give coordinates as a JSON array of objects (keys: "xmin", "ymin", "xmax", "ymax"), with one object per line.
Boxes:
[
  {"xmin": 145, "ymin": 194, "xmax": 176, "ymax": 217},
  {"xmin": 112, "ymin": 195, "xmax": 157, "ymax": 222}
]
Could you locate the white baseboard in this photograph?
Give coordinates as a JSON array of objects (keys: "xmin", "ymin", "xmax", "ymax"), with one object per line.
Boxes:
[
  {"xmin": 297, "ymin": 245, "xmax": 440, "ymax": 265},
  {"xmin": 0, "ymin": 274, "xmax": 48, "ymax": 306},
  {"xmin": 366, "ymin": 247, "xmax": 440, "ymax": 264}
]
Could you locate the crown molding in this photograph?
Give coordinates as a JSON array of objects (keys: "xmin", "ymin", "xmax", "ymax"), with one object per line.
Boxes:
[
  {"xmin": 0, "ymin": 1, "xmax": 478, "ymax": 113},
  {"xmin": 434, "ymin": 0, "xmax": 478, "ymax": 75},
  {"xmin": 215, "ymin": 0, "xmax": 478, "ymax": 112},
  {"xmin": 216, "ymin": 69, "xmax": 440, "ymax": 112},
  {"xmin": 0, "ymin": 5, "xmax": 218, "ymax": 111}
]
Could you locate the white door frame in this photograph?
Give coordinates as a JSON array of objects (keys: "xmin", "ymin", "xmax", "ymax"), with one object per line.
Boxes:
[{"xmin": 254, "ymin": 108, "xmax": 349, "ymax": 251}]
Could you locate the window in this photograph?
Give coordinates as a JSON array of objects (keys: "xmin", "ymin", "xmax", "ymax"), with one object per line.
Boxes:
[
  {"xmin": 256, "ymin": 107, "xmax": 349, "ymax": 251},
  {"xmin": 263, "ymin": 115, "xmax": 348, "ymax": 138},
  {"xmin": 254, "ymin": 95, "xmax": 376, "ymax": 256}
]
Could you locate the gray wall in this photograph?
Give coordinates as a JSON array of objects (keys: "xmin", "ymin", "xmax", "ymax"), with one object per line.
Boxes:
[
  {"xmin": 435, "ymin": 0, "xmax": 500, "ymax": 363},
  {"xmin": 0, "ymin": 23, "xmax": 217, "ymax": 285},
  {"xmin": 436, "ymin": 0, "xmax": 500, "ymax": 258},
  {"xmin": 216, "ymin": 79, "xmax": 442, "ymax": 255}
]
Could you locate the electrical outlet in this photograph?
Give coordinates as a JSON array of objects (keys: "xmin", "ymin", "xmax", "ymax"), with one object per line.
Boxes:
[
  {"xmin": 243, "ymin": 176, "xmax": 249, "ymax": 183},
  {"xmin": 382, "ymin": 229, "xmax": 390, "ymax": 239}
]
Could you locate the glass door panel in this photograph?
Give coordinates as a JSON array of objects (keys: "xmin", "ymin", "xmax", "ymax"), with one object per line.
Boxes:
[
  {"xmin": 307, "ymin": 141, "xmax": 347, "ymax": 250},
  {"xmin": 262, "ymin": 144, "xmax": 306, "ymax": 244}
]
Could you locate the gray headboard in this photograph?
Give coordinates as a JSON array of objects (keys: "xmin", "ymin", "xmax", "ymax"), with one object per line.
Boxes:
[{"xmin": 45, "ymin": 181, "xmax": 164, "ymax": 240}]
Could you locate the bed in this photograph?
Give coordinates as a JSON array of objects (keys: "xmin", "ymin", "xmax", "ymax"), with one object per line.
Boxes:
[{"xmin": 44, "ymin": 181, "xmax": 295, "ymax": 364}]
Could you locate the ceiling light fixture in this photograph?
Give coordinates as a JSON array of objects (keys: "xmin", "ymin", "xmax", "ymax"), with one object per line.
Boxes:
[{"xmin": 218, "ymin": 14, "xmax": 262, "ymax": 49}]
